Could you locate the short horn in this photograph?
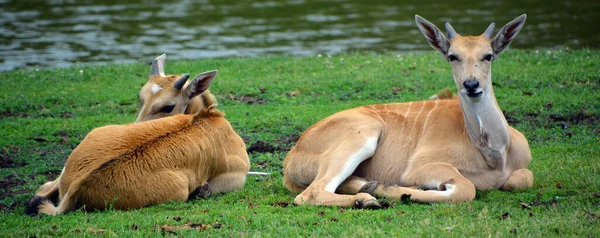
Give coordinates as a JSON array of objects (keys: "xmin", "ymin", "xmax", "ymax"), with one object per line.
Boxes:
[
  {"xmin": 445, "ymin": 23, "xmax": 457, "ymax": 39},
  {"xmin": 150, "ymin": 54, "xmax": 166, "ymax": 77},
  {"xmin": 483, "ymin": 22, "xmax": 496, "ymax": 39},
  {"xmin": 173, "ymin": 73, "xmax": 190, "ymax": 90}
]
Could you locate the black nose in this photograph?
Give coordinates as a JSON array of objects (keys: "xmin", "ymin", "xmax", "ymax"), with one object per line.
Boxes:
[{"xmin": 463, "ymin": 79, "xmax": 479, "ymax": 92}]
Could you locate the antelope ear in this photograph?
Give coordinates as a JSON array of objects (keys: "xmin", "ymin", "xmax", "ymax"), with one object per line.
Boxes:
[
  {"xmin": 415, "ymin": 15, "xmax": 450, "ymax": 56},
  {"xmin": 492, "ymin": 14, "xmax": 527, "ymax": 56},
  {"xmin": 150, "ymin": 54, "xmax": 166, "ymax": 77},
  {"xmin": 185, "ymin": 70, "xmax": 218, "ymax": 99}
]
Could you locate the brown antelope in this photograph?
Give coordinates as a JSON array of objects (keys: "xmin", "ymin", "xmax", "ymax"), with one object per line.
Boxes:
[
  {"xmin": 27, "ymin": 54, "xmax": 229, "ymax": 212},
  {"xmin": 26, "ymin": 76, "xmax": 250, "ymax": 215},
  {"xmin": 282, "ymin": 14, "xmax": 533, "ymax": 208},
  {"xmin": 136, "ymin": 54, "xmax": 218, "ymax": 122}
]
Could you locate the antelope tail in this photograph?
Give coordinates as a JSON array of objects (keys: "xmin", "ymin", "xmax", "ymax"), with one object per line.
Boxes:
[{"xmin": 26, "ymin": 187, "xmax": 79, "ymax": 216}]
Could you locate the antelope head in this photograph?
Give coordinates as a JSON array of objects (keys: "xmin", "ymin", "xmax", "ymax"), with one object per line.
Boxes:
[
  {"xmin": 415, "ymin": 15, "xmax": 526, "ymax": 103},
  {"xmin": 136, "ymin": 54, "xmax": 218, "ymax": 122}
]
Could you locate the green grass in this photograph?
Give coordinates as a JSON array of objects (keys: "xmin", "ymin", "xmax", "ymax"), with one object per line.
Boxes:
[{"xmin": 1, "ymin": 49, "xmax": 599, "ymax": 237}]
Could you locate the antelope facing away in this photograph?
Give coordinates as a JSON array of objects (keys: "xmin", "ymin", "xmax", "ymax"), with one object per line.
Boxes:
[
  {"xmin": 282, "ymin": 14, "xmax": 533, "ymax": 208},
  {"xmin": 136, "ymin": 54, "xmax": 218, "ymax": 122},
  {"xmin": 26, "ymin": 75, "xmax": 250, "ymax": 215}
]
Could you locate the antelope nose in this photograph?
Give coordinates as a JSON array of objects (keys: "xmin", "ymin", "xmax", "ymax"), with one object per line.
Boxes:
[{"xmin": 463, "ymin": 79, "xmax": 479, "ymax": 92}]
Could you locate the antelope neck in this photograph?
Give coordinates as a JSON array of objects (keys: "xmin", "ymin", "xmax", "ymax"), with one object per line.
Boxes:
[{"xmin": 458, "ymin": 82, "xmax": 511, "ymax": 169}]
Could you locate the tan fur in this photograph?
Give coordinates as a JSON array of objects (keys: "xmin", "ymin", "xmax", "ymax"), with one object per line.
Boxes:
[
  {"xmin": 30, "ymin": 108, "xmax": 250, "ymax": 215},
  {"xmin": 283, "ymin": 15, "xmax": 533, "ymax": 207},
  {"xmin": 136, "ymin": 54, "xmax": 219, "ymax": 122},
  {"xmin": 136, "ymin": 75, "xmax": 217, "ymax": 122}
]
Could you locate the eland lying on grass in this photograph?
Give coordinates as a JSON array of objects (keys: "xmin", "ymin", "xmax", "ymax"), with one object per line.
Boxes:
[
  {"xmin": 26, "ymin": 69, "xmax": 250, "ymax": 216},
  {"xmin": 283, "ymin": 14, "xmax": 533, "ymax": 208}
]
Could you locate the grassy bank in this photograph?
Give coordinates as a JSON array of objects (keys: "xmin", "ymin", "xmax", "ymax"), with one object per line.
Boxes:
[{"xmin": 1, "ymin": 49, "xmax": 599, "ymax": 236}]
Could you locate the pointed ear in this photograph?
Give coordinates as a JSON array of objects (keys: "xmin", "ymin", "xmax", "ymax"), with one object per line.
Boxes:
[
  {"xmin": 415, "ymin": 15, "xmax": 450, "ymax": 56},
  {"xmin": 185, "ymin": 70, "xmax": 218, "ymax": 99},
  {"xmin": 150, "ymin": 54, "xmax": 166, "ymax": 77},
  {"xmin": 492, "ymin": 14, "xmax": 527, "ymax": 56}
]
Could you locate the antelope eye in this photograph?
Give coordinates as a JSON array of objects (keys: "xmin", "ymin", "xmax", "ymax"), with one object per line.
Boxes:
[
  {"xmin": 159, "ymin": 105, "xmax": 175, "ymax": 113},
  {"xmin": 448, "ymin": 54, "xmax": 459, "ymax": 62},
  {"xmin": 483, "ymin": 54, "xmax": 493, "ymax": 61}
]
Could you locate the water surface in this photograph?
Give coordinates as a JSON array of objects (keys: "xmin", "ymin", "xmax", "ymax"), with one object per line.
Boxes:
[{"xmin": 1, "ymin": 0, "xmax": 598, "ymax": 71}]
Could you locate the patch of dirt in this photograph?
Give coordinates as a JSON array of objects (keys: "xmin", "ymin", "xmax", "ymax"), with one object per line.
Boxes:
[
  {"xmin": 549, "ymin": 110, "xmax": 598, "ymax": 125},
  {"xmin": 271, "ymin": 201, "xmax": 290, "ymax": 208},
  {"xmin": 504, "ymin": 109, "xmax": 598, "ymax": 131},
  {"xmin": 500, "ymin": 212, "xmax": 511, "ymax": 220},
  {"xmin": 247, "ymin": 141, "xmax": 276, "ymax": 154},
  {"xmin": 158, "ymin": 222, "xmax": 223, "ymax": 235},
  {"xmin": 0, "ymin": 175, "xmax": 26, "ymax": 191},
  {"xmin": 246, "ymin": 134, "xmax": 301, "ymax": 154},
  {"xmin": 0, "ymin": 111, "xmax": 30, "ymax": 119},
  {"xmin": 0, "ymin": 150, "xmax": 26, "ymax": 168},
  {"xmin": 528, "ymin": 197, "xmax": 559, "ymax": 207},
  {"xmin": 0, "ymin": 201, "xmax": 24, "ymax": 213},
  {"xmin": 502, "ymin": 111, "xmax": 520, "ymax": 125},
  {"xmin": 0, "ymin": 110, "xmax": 73, "ymax": 119},
  {"xmin": 0, "ymin": 175, "xmax": 29, "ymax": 213},
  {"xmin": 228, "ymin": 94, "xmax": 265, "ymax": 104},
  {"xmin": 53, "ymin": 130, "xmax": 71, "ymax": 144},
  {"xmin": 276, "ymin": 134, "xmax": 301, "ymax": 150},
  {"xmin": 0, "ymin": 175, "xmax": 28, "ymax": 195}
]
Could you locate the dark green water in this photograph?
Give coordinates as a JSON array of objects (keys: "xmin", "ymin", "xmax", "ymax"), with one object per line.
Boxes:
[{"xmin": 1, "ymin": 0, "xmax": 598, "ymax": 71}]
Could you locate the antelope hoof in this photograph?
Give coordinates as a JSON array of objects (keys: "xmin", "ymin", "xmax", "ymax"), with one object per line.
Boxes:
[
  {"xmin": 188, "ymin": 184, "xmax": 212, "ymax": 200},
  {"xmin": 353, "ymin": 198, "xmax": 381, "ymax": 210},
  {"xmin": 358, "ymin": 181, "xmax": 379, "ymax": 195}
]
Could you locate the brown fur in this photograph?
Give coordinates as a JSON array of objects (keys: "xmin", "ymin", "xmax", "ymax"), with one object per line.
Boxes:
[
  {"xmin": 29, "ymin": 55, "xmax": 225, "ymax": 215},
  {"xmin": 136, "ymin": 74, "xmax": 218, "ymax": 122},
  {"xmin": 136, "ymin": 54, "xmax": 219, "ymax": 122},
  {"xmin": 28, "ymin": 108, "xmax": 249, "ymax": 215},
  {"xmin": 282, "ymin": 15, "xmax": 533, "ymax": 208}
]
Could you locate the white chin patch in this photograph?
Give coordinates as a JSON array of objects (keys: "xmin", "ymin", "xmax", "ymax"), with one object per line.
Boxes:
[
  {"xmin": 151, "ymin": 84, "xmax": 163, "ymax": 94},
  {"xmin": 460, "ymin": 89, "xmax": 483, "ymax": 101}
]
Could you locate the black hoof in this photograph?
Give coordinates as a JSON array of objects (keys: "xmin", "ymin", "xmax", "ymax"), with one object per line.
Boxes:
[
  {"xmin": 354, "ymin": 199, "xmax": 381, "ymax": 210},
  {"xmin": 188, "ymin": 184, "xmax": 212, "ymax": 201}
]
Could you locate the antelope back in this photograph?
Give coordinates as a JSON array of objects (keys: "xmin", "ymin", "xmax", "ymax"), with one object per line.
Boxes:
[
  {"xmin": 136, "ymin": 54, "xmax": 218, "ymax": 122},
  {"xmin": 415, "ymin": 15, "xmax": 526, "ymax": 102}
]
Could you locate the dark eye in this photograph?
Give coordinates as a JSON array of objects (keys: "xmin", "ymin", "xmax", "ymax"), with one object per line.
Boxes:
[
  {"xmin": 483, "ymin": 54, "xmax": 493, "ymax": 61},
  {"xmin": 159, "ymin": 105, "xmax": 175, "ymax": 113},
  {"xmin": 448, "ymin": 54, "xmax": 459, "ymax": 62}
]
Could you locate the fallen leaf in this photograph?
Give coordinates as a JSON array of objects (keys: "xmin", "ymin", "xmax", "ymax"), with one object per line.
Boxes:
[{"xmin": 88, "ymin": 228, "xmax": 109, "ymax": 235}]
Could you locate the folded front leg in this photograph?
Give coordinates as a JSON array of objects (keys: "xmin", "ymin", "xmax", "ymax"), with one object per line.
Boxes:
[{"xmin": 501, "ymin": 168, "xmax": 533, "ymax": 191}]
